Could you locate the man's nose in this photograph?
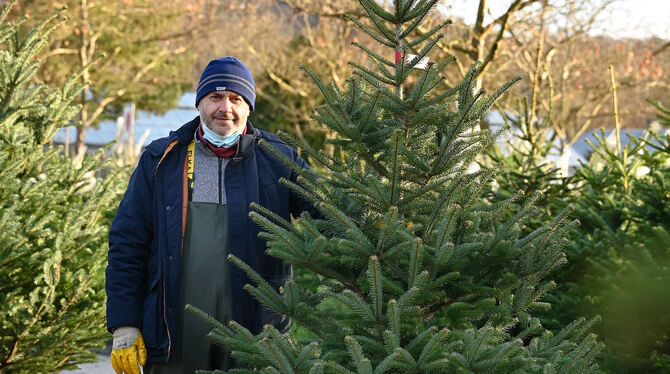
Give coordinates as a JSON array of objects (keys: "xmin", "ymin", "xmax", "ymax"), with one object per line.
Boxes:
[{"xmin": 218, "ymin": 98, "xmax": 232, "ymax": 112}]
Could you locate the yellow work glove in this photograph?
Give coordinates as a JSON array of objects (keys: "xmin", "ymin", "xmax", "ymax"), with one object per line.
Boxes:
[{"xmin": 111, "ymin": 326, "xmax": 147, "ymax": 374}]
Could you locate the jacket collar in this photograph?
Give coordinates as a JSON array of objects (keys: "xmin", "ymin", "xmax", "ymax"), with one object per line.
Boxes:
[
  {"xmin": 169, "ymin": 116, "xmax": 199, "ymax": 144},
  {"xmin": 231, "ymin": 122, "xmax": 260, "ymax": 164}
]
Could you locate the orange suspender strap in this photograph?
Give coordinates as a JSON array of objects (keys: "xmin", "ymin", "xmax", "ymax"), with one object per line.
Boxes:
[
  {"xmin": 155, "ymin": 140, "xmax": 178, "ymax": 175},
  {"xmin": 180, "ymin": 140, "xmax": 196, "ymax": 255}
]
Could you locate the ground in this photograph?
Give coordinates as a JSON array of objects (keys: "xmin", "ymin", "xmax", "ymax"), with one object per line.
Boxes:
[
  {"xmin": 62, "ymin": 354, "xmax": 113, "ymax": 373},
  {"xmin": 61, "ymin": 343, "xmax": 113, "ymax": 373}
]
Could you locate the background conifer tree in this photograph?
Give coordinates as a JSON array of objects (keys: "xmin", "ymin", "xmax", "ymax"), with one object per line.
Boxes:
[
  {"xmin": 486, "ymin": 95, "xmax": 670, "ymax": 372},
  {"xmin": 0, "ymin": 2, "xmax": 126, "ymax": 372},
  {"xmin": 189, "ymin": 1, "xmax": 602, "ymax": 372}
]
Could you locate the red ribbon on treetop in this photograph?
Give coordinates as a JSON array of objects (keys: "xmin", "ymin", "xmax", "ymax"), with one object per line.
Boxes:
[{"xmin": 395, "ymin": 51, "xmax": 402, "ymax": 65}]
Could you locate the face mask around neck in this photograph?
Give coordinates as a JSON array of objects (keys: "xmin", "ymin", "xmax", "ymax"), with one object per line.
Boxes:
[{"xmin": 201, "ymin": 120, "xmax": 243, "ymax": 147}]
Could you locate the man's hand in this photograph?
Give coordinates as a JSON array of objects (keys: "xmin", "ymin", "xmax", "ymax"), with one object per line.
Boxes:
[{"xmin": 111, "ymin": 327, "xmax": 147, "ymax": 374}]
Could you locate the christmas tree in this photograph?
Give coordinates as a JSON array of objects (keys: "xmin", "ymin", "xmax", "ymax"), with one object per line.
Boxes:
[
  {"xmin": 189, "ymin": 0, "xmax": 602, "ymax": 372},
  {"xmin": 542, "ymin": 128, "xmax": 670, "ymax": 373},
  {"xmin": 0, "ymin": 2, "xmax": 126, "ymax": 372}
]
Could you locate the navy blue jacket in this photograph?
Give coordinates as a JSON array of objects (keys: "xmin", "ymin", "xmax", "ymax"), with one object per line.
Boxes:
[{"xmin": 106, "ymin": 117, "xmax": 314, "ymax": 363}]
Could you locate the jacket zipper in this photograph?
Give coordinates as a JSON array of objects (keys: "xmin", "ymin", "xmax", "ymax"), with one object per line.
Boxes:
[
  {"xmin": 218, "ymin": 158, "xmax": 223, "ymax": 205},
  {"xmin": 157, "ymin": 142, "xmax": 177, "ymax": 360},
  {"xmin": 162, "ymin": 254, "xmax": 171, "ymax": 358}
]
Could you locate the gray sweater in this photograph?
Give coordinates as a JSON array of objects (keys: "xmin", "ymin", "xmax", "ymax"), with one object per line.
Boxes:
[{"xmin": 191, "ymin": 137, "xmax": 231, "ymax": 205}]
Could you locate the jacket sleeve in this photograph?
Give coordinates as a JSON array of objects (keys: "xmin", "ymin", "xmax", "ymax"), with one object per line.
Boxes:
[{"xmin": 106, "ymin": 151, "xmax": 155, "ymax": 332}]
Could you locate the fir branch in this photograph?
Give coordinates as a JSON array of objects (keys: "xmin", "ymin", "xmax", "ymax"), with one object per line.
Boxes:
[
  {"xmin": 355, "ymin": 149, "xmax": 389, "ymax": 181},
  {"xmin": 185, "ymin": 304, "xmax": 227, "ymax": 331},
  {"xmin": 485, "ymin": 193, "xmax": 539, "ymax": 251},
  {"xmin": 458, "ymin": 63, "xmax": 481, "ymax": 114},
  {"xmin": 320, "ymin": 361, "xmax": 353, "ymax": 374},
  {"xmin": 432, "ymin": 238, "xmax": 455, "ymax": 270},
  {"xmin": 344, "ymin": 15, "xmax": 396, "ymax": 48},
  {"xmin": 278, "ymin": 131, "xmax": 343, "ymax": 173},
  {"xmin": 352, "ymin": 42, "xmax": 395, "ymax": 68},
  {"xmin": 228, "ymin": 255, "xmax": 287, "ymax": 312},
  {"xmin": 401, "ymin": 1, "xmax": 440, "ymax": 40},
  {"xmin": 432, "ymin": 91, "xmax": 483, "ymax": 175},
  {"xmin": 432, "ymin": 204, "xmax": 460, "ymax": 258},
  {"xmin": 281, "ymin": 175, "xmax": 334, "ymax": 217},
  {"xmin": 368, "ymin": 256, "xmax": 385, "ymax": 322},
  {"xmin": 351, "ymin": 334, "xmax": 387, "ymax": 356},
  {"xmin": 398, "ymin": 144, "xmax": 432, "ymax": 174},
  {"xmin": 394, "ymin": 45, "xmax": 407, "ymax": 94},
  {"xmin": 394, "ymin": 347, "xmax": 419, "ymax": 368},
  {"xmin": 406, "ymin": 19, "xmax": 451, "ymax": 48},
  {"xmin": 375, "ymin": 347, "xmax": 403, "ymax": 372},
  {"xmin": 417, "ymin": 327, "xmax": 449, "ymax": 365},
  {"xmin": 346, "ymin": 78, "xmax": 359, "ymax": 114},
  {"xmin": 301, "ymin": 65, "xmax": 343, "ymax": 114},
  {"xmin": 358, "ymin": 0, "xmax": 397, "ymax": 23},
  {"xmin": 371, "ymin": 57, "xmax": 397, "ymax": 82},
  {"xmin": 379, "ymin": 240, "xmax": 414, "ymax": 261},
  {"xmin": 250, "ymin": 202, "xmax": 302, "ymax": 235},
  {"xmin": 405, "ymin": 65, "xmax": 433, "ymax": 109},
  {"xmin": 318, "ymin": 201, "xmax": 371, "ymax": 247},
  {"xmin": 386, "ymin": 299, "xmax": 400, "ymax": 345},
  {"xmin": 408, "ymin": 239, "xmax": 423, "ymax": 288},
  {"xmin": 317, "ymin": 104, "xmax": 350, "ymax": 137},
  {"xmin": 394, "ymin": 0, "xmax": 413, "ymax": 20},
  {"xmin": 375, "ymin": 206, "xmax": 399, "ymax": 253},
  {"xmin": 405, "ymin": 326, "xmax": 437, "ymax": 356},
  {"xmin": 403, "ymin": 0, "xmax": 440, "ymax": 24},
  {"xmin": 349, "ymin": 62, "xmax": 397, "ymax": 86},
  {"xmin": 345, "ymin": 336, "xmax": 373, "ymax": 373},
  {"xmin": 296, "ymin": 342, "xmax": 320, "ymax": 368},
  {"xmin": 422, "ymin": 171, "xmax": 481, "ymax": 241},
  {"xmin": 256, "ymin": 139, "xmax": 320, "ymax": 184},
  {"xmin": 258, "ymin": 329, "xmax": 295, "ymax": 374},
  {"xmin": 352, "ymin": 70, "xmax": 405, "ymax": 107},
  {"xmin": 467, "ymin": 326, "xmax": 492, "ymax": 365},
  {"xmin": 208, "ymin": 330, "xmax": 258, "ymax": 359},
  {"xmin": 358, "ymin": 0, "xmax": 398, "ymax": 42},
  {"xmin": 516, "ymin": 207, "xmax": 571, "ymax": 252},
  {"xmin": 339, "ymin": 237, "xmax": 376, "ymax": 258},
  {"xmin": 249, "ymin": 212, "xmax": 306, "ymax": 261},
  {"xmin": 329, "ymin": 82, "xmax": 355, "ymax": 127},
  {"xmin": 467, "ymin": 76, "xmax": 521, "ymax": 123},
  {"xmin": 332, "ymin": 172, "xmax": 385, "ymax": 209},
  {"xmin": 359, "ymin": 90, "xmax": 382, "ymax": 133},
  {"xmin": 405, "ymin": 104, "xmax": 437, "ymax": 130},
  {"xmin": 415, "ymin": 81, "xmax": 458, "ymax": 110}
]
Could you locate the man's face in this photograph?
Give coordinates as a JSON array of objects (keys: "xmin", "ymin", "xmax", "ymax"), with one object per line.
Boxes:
[{"xmin": 198, "ymin": 90, "xmax": 250, "ymax": 137}]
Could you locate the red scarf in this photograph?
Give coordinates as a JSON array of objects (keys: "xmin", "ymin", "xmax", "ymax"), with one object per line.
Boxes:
[{"xmin": 196, "ymin": 123, "xmax": 247, "ymax": 158}]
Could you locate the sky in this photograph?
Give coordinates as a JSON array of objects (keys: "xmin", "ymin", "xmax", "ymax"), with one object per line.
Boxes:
[{"xmin": 437, "ymin": 0, "xmax": 670, "ymax": 40}]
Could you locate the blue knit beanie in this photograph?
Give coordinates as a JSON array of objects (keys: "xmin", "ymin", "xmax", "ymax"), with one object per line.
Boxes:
[{"xmin": 195, "ymin": 57, "xmax": 256, "ymax": 111}]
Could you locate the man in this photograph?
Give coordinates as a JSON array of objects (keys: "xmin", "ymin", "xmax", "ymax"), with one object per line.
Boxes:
[{"xmin": 106, "ymin": 57, "xmax": 315, "ymax": 373}]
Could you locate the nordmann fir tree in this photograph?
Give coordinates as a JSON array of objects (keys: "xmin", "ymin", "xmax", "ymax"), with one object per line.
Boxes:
[
  {"xmin": 188, "ymin": 0, "xmax": 602, "ymax": 372},
  {"xmin": 0, "ymin": 2, "xmax": 126, "ymax": 372}
]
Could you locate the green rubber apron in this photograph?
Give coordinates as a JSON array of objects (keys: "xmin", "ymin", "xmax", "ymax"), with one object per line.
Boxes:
[{"xmin": 146, "ymin": 141, "xmax": 232, "ymax": 373}]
